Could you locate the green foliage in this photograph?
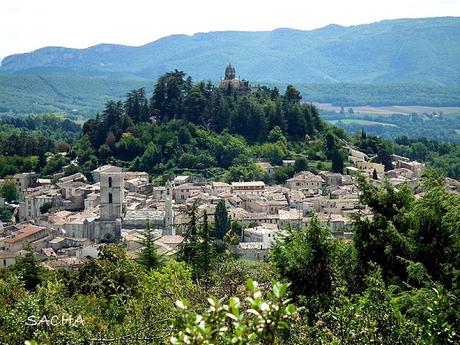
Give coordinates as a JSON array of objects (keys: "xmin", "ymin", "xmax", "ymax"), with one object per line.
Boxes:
[
  {"xmin": 0, "ymin": 206, "xmax": 13, "ymax": 222},
  {"xmin": 214, "ymin": 199, "xmax": 230, "ymax": 241},
  {"xmin": 0, "ymin": 114, "xmax": 80, "ymax": 178},
  {"xmin": 71, "ymin": 244, "xmax": 142, "ymax": 298},
  {"xmin": 271, "ymin": 217, "xmax": 336, "ymax": 302},
  {"xmin": 313, "ymin": 268, "xmax": 421, "ymax": 344},
  {"xmin": 137, "ymin": 221, "xmax": 166, "ymax": 270},
  {"xmin": 0, "ymin": 176, "xmax": 18, "ymax": 202},
  {"xmin": 170, "ymin": 280, "xmax": 297, "ymax": 345},
  {"xmin": 14, "ymin": 245, "xmax": 47, "ymax": 291},
  {"xmin": 39, "ymin": 202, "xmax": 53, "ymax": 215},
  {"xmin": 353, "ymin": 175, "xmax": 414, "ymax": 283},
  {"xmin": 273, "ymin": 166, "xmax": 295, "ymax": 185},
  {"xmin": 41, "ymin": 152, "xmax": 69, "ymax": 176},
  {"xmin": 0, "ymin": 74, "xmax": 146, "ymax": 117},
  {"xmin": 407, "ymin": 173, "xmax": 460, "ymax": 288},
  {"xmin": 331, "ymin": 149, "xmax": 344, "ymax": 173},
  {"xmin": 79, "ymin": 73, "xmax": 324, "ymax": 182}
]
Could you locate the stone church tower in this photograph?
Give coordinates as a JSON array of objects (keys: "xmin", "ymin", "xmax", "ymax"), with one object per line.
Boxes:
[
  {"xmin": 100, "ymin": 172, "xmax": 124, "ymax": 221},
  {"xmin": 224, "ymin": 63, "xmax": 236, "ymax": 80},
  {"xmin": 219, "ymin": 63, "xmax": 250, "ymax": 95},
  {"xmin": 93, "ymin": 172, "xmax": 124, "ymax": 243},
  {"xmin": 164, "ymin": 180, "xmax": 175, "ymax": 235}
]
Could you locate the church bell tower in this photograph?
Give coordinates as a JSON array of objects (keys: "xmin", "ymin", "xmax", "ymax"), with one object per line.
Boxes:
[
  {"xmin": 95, "ymin": 172, "xmax": 124, "ymax": 243},
  {"xmin": 164, "ymin": 180, "xmax": 175, "ymax": 235},
  {"xmin": 100, "ymin": 172, "xmax": 124, "ymax": 220}
]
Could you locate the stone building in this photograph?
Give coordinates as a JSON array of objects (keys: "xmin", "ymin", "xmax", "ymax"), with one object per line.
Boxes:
[
  {"xmin": 14, "ymin": 172, "xmax": 39, "ymax": 201},
  {"xmin": 286, "ymin": 171, "xmax": 324, "ymax": 193},
  {"xmin": 219, "ymin": 64, "xmax": 250, "ymax": 95},
  {"xmin": 93, "ymin": 172, "xmax": 124, "ymax": 243},
  {"xmin": 164, "ymin": 180, "xmax": 175, "ymax": 235}
]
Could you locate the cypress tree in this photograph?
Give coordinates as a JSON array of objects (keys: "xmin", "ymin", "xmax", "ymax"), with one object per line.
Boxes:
[
  {"xmin": 331, "ymin": 150, "xmax": 344, "ymax": 173},
  {"xmin": 214, "ymin": 199, "xmax": 230, "ymax": 240}
]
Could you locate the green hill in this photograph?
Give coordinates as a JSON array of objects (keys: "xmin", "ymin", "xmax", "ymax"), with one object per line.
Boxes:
[
  {"xmin": 0, "ymin": 74, "xmax": 147, "ymax": 118},
  {"xmin": 2, "ymin": 17, "xmax": 460, "ymax": 85},
  {"xmin": 2, "ymin": 17, "xmax": 460, "ymax": 117},
  {"xmin": 1, "ymin": 74, "xmax": 460, "ymax": 117}
]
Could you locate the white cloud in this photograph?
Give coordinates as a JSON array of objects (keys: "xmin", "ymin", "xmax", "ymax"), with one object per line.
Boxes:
[{"xmin": 0, "ymin": 0, "xmax": 459, "ymax": 58}]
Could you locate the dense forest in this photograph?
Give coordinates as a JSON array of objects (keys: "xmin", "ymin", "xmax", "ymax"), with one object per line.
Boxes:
[
  {"xmin": 1, "ymin": 70, "xmax": 459, "ymax": 182},
  {"xmin": 69, "ymin": 71, "xmax": 460, "ymax": 181},
  {"xmin": 2, "ymin": 73, "xmax": 460, "ymax": 117},
  {"xmin": 0, "ymin": 114, "xmax": 80, "ymax": 178},
  {"xmin": 71, "ymin": 70, "xmax": 344, "ymax": 184}
]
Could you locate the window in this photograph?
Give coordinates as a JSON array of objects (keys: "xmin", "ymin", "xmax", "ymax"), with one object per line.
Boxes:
[
  {"xmin": 108, "ymin": 177, "xmax": 112, "ymax": 188},
  {"xmin": 109, "ymin": 193, "xmax": 113, "ymax": 204}
]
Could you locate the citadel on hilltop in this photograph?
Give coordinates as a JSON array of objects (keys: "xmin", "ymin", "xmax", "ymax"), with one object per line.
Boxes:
[{"xmin": 219, "ymin": 63, "xmax": 251, "ymax": 95}]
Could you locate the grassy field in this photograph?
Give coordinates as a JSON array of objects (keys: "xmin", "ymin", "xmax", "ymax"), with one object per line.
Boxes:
[
  {"xmin": 321, "ymin": 109, "xmax": 460, "ymax": 142},
  {"xmin": 315, "ymin": 103, "xmax": 460, "ymax": 115},
  {"xmin": 327, "ymin": 119, "xmax": 397, "ymax": 127}
]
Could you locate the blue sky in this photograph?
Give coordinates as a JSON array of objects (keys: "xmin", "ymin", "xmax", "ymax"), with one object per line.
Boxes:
[{"xmin": 1, "ymin": 0, "xmax": 459, "ymax": 59}]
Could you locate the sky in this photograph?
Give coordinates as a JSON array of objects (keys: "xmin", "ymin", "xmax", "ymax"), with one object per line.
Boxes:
[{"xmin": 1, "ymin": 0, "xmax": 460, "ymax": 60}]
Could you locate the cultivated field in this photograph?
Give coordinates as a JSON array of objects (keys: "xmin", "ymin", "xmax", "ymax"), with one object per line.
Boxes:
[{"xmin": 315, "ymin": 103, "xmax": 460, "ymax": 115}]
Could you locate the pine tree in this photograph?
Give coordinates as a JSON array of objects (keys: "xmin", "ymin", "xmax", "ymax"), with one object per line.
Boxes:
[
  {"xmin": 177, "ymin": 202, "xmax": 200, "ymax": 266},
  {"xmin": 266, "ymin": 100, "xmax": 285, "ymax": 132},
  {"xmin": 125, "ymin": 88, "xmax": 149, "ymax": 123},
  {"xmin": 210, "ymin": 90, "xmax": 228, "ymax": 132},
  {"xmin": 283, "ymin": 85, "xmax": 302, "ymax": 105},
  {"xmin": 137, "ymin": 220, "xmax": 165, "ymax": 270}
]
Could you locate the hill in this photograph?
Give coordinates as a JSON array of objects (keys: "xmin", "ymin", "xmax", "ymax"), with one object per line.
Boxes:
[
  {"xmin": 2, "ymin": 74, "xmax": 460, "ymax": 117},
  {"xmin": 0, "ymin": 74, "xmax": 147, "ymax": 118},
  {"xmin": 2, "ymin": 17, "xmax": 460, "ymax": 85}
]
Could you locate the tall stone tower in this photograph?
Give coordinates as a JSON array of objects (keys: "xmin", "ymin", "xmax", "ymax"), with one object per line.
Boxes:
[
  {"xmin": 100, "ymin": 172, "xmax": 124, "ymax": 220},
  {"xmin": 224, "ymin": 63, "xmax": 236, "ymax": 80},
  {"xmin": 164, "ymin": 180, "xmax": 175, "ymax": 235},
  {"xmin": 95, "ymin": 172, "xmax": 124, "ymax": 243},
  {"xmin": 220, "ymin": 64, "xmax": 250, "ymax": 95}
]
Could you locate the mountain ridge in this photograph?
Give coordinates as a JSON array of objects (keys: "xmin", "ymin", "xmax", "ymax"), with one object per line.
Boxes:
[{"xmin": 1, "ymin": 17, "xmax": 460, "ymax": 85}]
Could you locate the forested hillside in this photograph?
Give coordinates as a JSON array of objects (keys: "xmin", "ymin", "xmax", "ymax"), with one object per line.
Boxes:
[
  {"xmin": 0, "ymin": 74, "xmax": 146, "ymax": 118},
  {"xmin": 2, "ymin": 17, "xmax": 460, "ymax": 85},
  {"xmin": 1, "ymin": 71, "xmax": 459, "ymax": 180},
  {"xmin": 2, "ymin": 74, "xmax": 460, "ymax": 117}
]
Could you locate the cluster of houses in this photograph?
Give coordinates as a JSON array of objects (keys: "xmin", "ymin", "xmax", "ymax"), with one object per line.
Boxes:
[{"xmin": 1, "ymin": 147, "xmax": 457, "ymax": 269}]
